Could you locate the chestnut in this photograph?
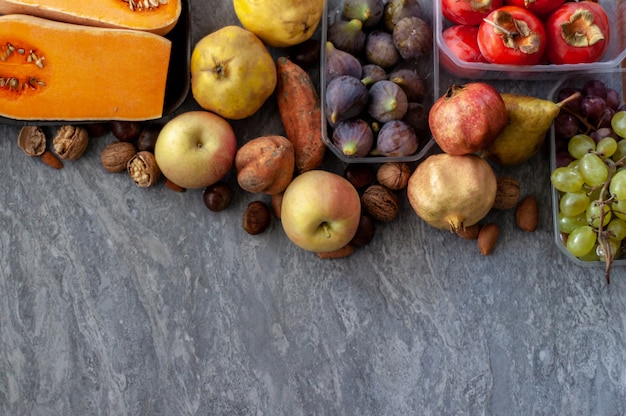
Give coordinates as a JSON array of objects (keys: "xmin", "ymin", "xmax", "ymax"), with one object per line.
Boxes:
[{"xmin": 203, "ymin": 181, "xmax": 234, "ymax": 212}]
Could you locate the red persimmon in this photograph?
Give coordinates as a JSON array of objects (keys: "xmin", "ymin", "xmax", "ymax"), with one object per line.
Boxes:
[
  {"xmin": 504, "ymin": 0, "xmax": 565, "ymax": 18},
  {"xmin": 442, "ymin": 25, "xmax": 487, "ymax": 63},
  {"xmin": 544, "ymin": 1, "xmax": 610, "ymax": 65},
  {"xmin": 477, "ymin": 5, "xmax": 547, "ymax": 65},
  {"xmin": 441, "ymin": 0, "xmax": 503, "ymax": 26}
]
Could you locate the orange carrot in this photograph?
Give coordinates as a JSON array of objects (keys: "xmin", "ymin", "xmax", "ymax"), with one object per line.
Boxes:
[{"xmin": 276, "ymin": 57, "xmax": 326, "ymax": 173}]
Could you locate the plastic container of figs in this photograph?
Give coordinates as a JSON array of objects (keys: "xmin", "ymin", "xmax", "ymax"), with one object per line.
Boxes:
[
  {"xmin": 320, "ymin": 0, "xmax": 437, "ymax": 164},
  {"xmin": 549, "ymin": 66, "xmax": 626, "ymax": 266},
  {"xmin": 435, "ymin": 0, "xmax": 626, "ymax": 81}
]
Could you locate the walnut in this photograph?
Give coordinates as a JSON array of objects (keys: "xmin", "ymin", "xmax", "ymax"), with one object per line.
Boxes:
[
  {"xmin": 361, "ymin": 184, "xmax": 400, "ymax": 222},
  {"xmin": 376, "ymin": 162, "xmax": 412, "ymax": 190},
  {"xmin": 100, "ymin": 141, "xmax": 137, "ymax": 173},
  {"xmin": 127, "ymin": 151, "xmax": 161, "ymax": 187},
  {"xmin": 17, "ymin": 126, "xmax": 46, "ymax": 157},
  {"xmin": 52, "ymin": 125, "xmax": 89, "ymax": 160},
  {"xmin": 493, "ymin": 177, "xmax": 521, "ymax": 210}
]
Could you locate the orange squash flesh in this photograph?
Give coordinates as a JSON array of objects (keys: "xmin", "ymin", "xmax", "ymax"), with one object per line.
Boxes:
[
  {"xmin": 0, "ymin": 14, "xmax": 172, "ymax": 121},
  {"xmin": 0, "ymin": 0, "xmax": 181, "ymax": 36}
]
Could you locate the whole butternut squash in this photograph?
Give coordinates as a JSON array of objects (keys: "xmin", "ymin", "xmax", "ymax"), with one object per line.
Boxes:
[
  {"xmin": 0, "ymin": 0, "xmax": 181, "ymax": 36},
  {"xmin": 0, "ymin": 14, "xmax": 172, "ymax": 121}
]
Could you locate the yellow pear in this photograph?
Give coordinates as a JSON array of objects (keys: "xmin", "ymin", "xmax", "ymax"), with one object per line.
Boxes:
[
  {"xmin": 233, "ymin": 0, "xmax": 324, "ymax": 48},
  {"xmin": 190, "ymin": 26, "xmax": 277, "ymax": 120},
  {"xmin": 482, "ymin": 92, "xmax": 578, "ymax": 166}
]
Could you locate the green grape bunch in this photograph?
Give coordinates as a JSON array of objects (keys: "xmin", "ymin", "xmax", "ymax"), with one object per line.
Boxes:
[{"xmin": 550, "ymin": 78, "xmax": 626, "ymax": 283}]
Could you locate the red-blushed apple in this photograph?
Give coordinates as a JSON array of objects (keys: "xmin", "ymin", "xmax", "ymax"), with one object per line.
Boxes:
[
  {"xmin": 280, "ymin": 170, "xmax": 361, "ymax": 252},
  {"xmin": 154, "ymin": 111, "xmax": 237, "ymax": 189}
]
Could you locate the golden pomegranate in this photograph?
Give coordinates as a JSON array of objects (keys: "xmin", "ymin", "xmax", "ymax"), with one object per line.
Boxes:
[{"xmin": 407, "ymin": 153, "xmax": 497, "ymax": 232}]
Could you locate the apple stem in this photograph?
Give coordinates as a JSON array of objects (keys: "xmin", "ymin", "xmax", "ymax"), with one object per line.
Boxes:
[{"xmin": 322, "ymin": 222, "xmax": 332, "ymax": 239}]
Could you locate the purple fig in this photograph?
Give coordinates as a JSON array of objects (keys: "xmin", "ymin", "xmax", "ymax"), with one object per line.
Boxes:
[
  {"xmin": 328, "ymin": 19, "xmax": 366, "ymax": 56},
  {"xmin": 388, "ymin": 68, "xmax": 425, "ymax": 102},
  {"xmin": 368, "ymin": 80, "xmax": 408, "ymax": 123},
  {"xmin": 325, "ymin": 75, "xmax": 369, "ymax": 125},
  {"xmin": 361, "ymin": 64, "xmax": 387, "ymax": 87},
  {"xmin": 326, "ymin": 41, "xmax": 362, "ymax": 85},
  {"xmin": 402, "ymin": 102, "xmax": 429, "ymax": 138},
  {"xmin": 371, "ymin": 120, "xmax": 418, "ymax": 157},
  {"xmin": 332, "ymin": 119, "xmax": 374, "ymax": 157},
  {"xmin": 365, "ymin": 31, "xmax": 400, "ymax": 69},
  {"xmin": 343, "ymin": 0, "xmax": 384, "ymax": 28},
  {"xmin": 383, "ymin": 0, "xmax": 423, "ymax": 32},
  {"xmin": 392, "ymin": 16, "xmax": 432, "ymax": 60}
]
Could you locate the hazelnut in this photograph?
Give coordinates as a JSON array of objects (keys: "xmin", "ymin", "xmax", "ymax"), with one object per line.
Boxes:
[
  {"xmin": 350, "ymin": 214, "xmax": 376, "ymax": 246},
  {"xmin": 361, "ymin": 184, "xmax": 400, "ymax": 222},
  {"xmin": 137, "ymin": 124, "xmax": 161, "ymax": 152},
  {"xmin": 493, "ymin": 177, "xmax": 521, "ymax": 210},
  {"xmin": 344, "ymin": 163, "xmax": 374, "ymax": 190},
  {"xmin": 100, "ymin": 141, "xmax": 137, "ymax": 173},
  {"xmin": 52, "ymin": 125, "xmax": 89, "ymax": 160},
  {"xmin": 243, "ymin": 201, "xmax": 272, "ymax": 235},
  {"xmin": 109, "ymin": 121, "xmax": 142, "ymax": 142},
  {"xmin": 127, "ymin": 151, "xmax": 161, "ymax": 187},
  {"xmin": 203, "ymin": 181, "xmax": 234, "ymax": 212},
  {"xmin": 376, "ymin": 162, "xmax": 411, "ymax": 190},
  {"xmin": 85, "ymin": 122, "xmax": 109, "ymax": 138},
  {"xmin": 17, "ymin": 125, "xmax": 46, "ymax": 157}
]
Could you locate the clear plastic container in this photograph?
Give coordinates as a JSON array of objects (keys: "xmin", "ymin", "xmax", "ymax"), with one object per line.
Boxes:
[
  {"xmin": 436, "ymin": 0, "xmax": 626, "ymax": 81},
  {"xmin": 320, "ymin": 0, "xmax": 437, "ymax": 164},
  {"xmin": 549, "ymin": 66, "xmax": 626, "ymax": 266}
]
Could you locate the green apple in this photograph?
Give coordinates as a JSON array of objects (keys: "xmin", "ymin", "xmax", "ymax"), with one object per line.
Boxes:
[
  {"xmin": 154, "ymin": 111, "xmax": 237, "ymax": 189},
  {"xmin": 281, "ymin": 170, "xmax": 361, "ymax": 252}
]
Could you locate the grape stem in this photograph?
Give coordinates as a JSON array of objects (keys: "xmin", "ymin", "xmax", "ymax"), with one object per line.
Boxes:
[
  {"xmin": 595, "ymin": 154, "xmax": 623, "ymax": 284},
  {"xmin": 562, "ymin": 106, "xmax": 597, "ymax": 134}
]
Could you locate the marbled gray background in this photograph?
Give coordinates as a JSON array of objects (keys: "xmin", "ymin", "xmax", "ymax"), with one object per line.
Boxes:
[{"xmin": 1, "ymin": 1, "xmax": 626, "ymax": 415}]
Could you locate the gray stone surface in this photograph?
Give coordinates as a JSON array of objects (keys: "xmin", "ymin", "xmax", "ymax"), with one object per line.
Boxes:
[{"xmin": 1, "ymin": 1, "xmax": 626, "ymax": 415}]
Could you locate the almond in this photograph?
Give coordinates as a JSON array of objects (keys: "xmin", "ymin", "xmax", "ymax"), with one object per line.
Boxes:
[
  {"xmin": 477, "ymin": 223, "xmax": 499, "ymax": 256},
  {"xmin": 516, "ymin": 195, "xmax": 538, "ymax": 232},
  {"xmin": 164, "ymin": 178, "xmax": 186, "ymax": 192},
  {"xmin": 40, "ymin": 150, "xmax": 63, "ymax": 169},
  {"xmin": 317, "ymin": 244, "xmax": 354, "ymax": 259}
]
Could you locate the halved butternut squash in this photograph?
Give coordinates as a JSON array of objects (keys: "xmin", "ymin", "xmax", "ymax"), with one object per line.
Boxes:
[
  {"xmin": 0, "ymin": 0, "xmax": 181, "ymax": 36},
  {"xmin": 0, "ymin": 14, "xmax": 172, "ymax": 121}
]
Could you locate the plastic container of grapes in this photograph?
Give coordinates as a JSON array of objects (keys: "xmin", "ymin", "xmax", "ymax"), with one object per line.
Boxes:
[
  {"xmin": 549, "ymin": 66, "xmax": 626, "ymax": 266},
  {"xmin": 320, "ymin": 0, "xmax": 437, "ymax": 164},
  {"xmin": 435, "ymin": 0, "xmax": 626, "ymax": 81}
]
